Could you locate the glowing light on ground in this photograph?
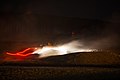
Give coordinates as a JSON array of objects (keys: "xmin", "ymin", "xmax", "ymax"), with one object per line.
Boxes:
[{"xmin": 6, "ymin": 41, "xmax": 96, "ymax": 58}]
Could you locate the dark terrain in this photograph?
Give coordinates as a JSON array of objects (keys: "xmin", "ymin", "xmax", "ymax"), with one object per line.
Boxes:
[{"xmin": 1, "ymin": 52, "xmax": 120, "ymax": 80}]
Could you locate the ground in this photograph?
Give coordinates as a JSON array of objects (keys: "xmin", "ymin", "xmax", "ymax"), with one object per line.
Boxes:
[{"xmin": 0, "ymin": 52, "xmax": 120, "ymax": 80}]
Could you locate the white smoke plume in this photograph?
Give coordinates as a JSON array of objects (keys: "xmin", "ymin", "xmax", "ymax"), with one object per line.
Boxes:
[{"xmin": 32, "ymin": 40, "xmax": 94, "ymax": 58}]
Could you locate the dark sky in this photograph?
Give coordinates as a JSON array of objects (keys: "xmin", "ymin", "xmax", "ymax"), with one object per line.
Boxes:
[
  {"xmin": 0, "ymin": 0, "xmax": 119, "ymax": 19},
  {"xmin": 0, "ymin": 0, "xmax": 120, "ymax": 50}
]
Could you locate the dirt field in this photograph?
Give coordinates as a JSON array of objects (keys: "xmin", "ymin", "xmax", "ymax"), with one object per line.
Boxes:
[
  {"xmin": 0, "ymin": 66, "xmax": 120, "ymax": 80},
  {"xmin": 0, "ymin": 52, "xmax": 120, "ymax": 80}
]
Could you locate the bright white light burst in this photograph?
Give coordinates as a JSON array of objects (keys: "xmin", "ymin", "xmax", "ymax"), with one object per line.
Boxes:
[{"xmin": 32, "ymin": 41, "xmax": 95, "ymax": 58}]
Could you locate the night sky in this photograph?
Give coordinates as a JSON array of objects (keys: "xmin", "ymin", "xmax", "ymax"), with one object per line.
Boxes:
[
  {"xmin": 0, "ymin": 0, "xmax": 119, "ymax": 20},
  {"xmin": 0, "ymin": 0, "xmax": 120, "ymax": 51}
]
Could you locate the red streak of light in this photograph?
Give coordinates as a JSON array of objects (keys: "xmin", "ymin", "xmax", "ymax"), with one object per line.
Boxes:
[{"xmin": 6, "ymin": 48, "xmax": 36, "ymax": 57}]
